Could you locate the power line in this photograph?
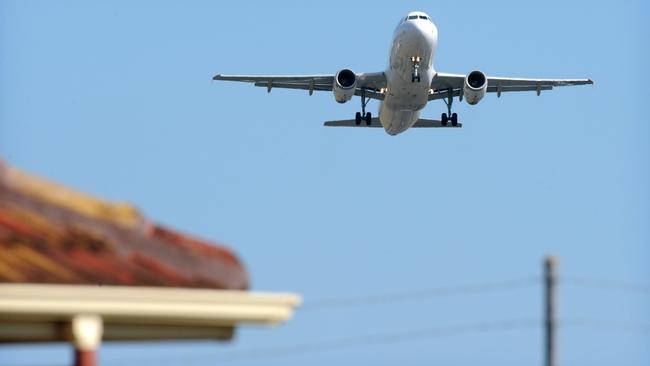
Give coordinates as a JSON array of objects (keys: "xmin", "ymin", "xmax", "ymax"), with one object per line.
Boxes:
[
  {"xmin": 563, "ymin": 318, "xmax": 650, "ymax": 334},
  {"xmin": 10, "ymin": 317, "xmax": 647, "ymax": 366},
  {"xmin": 216, "ymin": 319, "xmax": 537, "ymax": 362},
  {"xmin": 561, "ymin": 276, "xmax": 650, "ymax": 294},
  {"xmin": 301, "ymin": 276, "xmax": 540, "ymax": 311},
  {"xmin": 111, "ymin": 318, "xmax": 538, "ymax": 365}
]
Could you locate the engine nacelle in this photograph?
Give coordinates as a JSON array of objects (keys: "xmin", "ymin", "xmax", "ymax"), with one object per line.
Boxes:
[
  {"xmin": 332, "ymin": 69, "xmax": 357, "ymax": 103},
  {"xmin": 463, "ymin": 70, "xmax": 488, "ymax": 105}
]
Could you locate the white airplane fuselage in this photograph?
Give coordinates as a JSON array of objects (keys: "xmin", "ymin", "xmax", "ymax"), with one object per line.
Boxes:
[
  {"xmin": 214, "ymin": 11, "xmax": 592, "ymax": 135},
  {"xmin": 380, "ymin": 13, "xmax": 438, "ymax": 135}
]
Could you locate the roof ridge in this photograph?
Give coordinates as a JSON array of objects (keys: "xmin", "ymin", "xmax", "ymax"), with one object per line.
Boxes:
[{"xmin": 0, "ymin": 157, "xmax": 142, "ymax": 228}]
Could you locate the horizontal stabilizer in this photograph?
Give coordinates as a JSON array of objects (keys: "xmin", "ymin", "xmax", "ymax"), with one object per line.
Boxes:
[
  {"xmin": 324, "ymin": 118, "xmax": 462, "ymax": 128},
  {"xmin": 324, "ymin": 118, "xmax": 383, "ymax": 128},
  {"xmin": 413, "ymin": 119, "xmax": 462, "ymax": 128}
]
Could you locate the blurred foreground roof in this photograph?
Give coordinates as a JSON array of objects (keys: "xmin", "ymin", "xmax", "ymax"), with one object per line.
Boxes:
[{"xmin": 0, "ymin": 158, "xmax": 248, "ymax": 290}]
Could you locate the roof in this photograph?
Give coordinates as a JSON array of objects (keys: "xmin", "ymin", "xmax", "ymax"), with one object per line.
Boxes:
[
  {"xmin": 0, "ymin": 159, "xmax": 301, "ymax": 343},
  {"xmin": 0, "ymin": 158, "xmax": 248, "ymax": 290}
]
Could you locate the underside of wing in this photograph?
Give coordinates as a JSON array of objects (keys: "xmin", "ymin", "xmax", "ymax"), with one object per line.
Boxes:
[
  {"xmin": 213, "ymin": 74, "xmax": 334, "ymax": 95},
  {"xmin": 486, "ymin": 76, "xmax": 594, "ymax": 88},
  {"xmin": 213, "ymin": 72, "xmax": 387, "ymax": 100},
  {"xmin": 429, "ymin": 72, "xmax": 593, "ymax": 101}
]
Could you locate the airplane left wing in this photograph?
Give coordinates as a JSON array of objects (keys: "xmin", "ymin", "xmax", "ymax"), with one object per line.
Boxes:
[
  {"xmin": 429, "ymin": 72, "xmax": 593, "ymax": 101},
  {"xmin": 213, "ymin": 72, "xmax": 387, "ymax": 100}
]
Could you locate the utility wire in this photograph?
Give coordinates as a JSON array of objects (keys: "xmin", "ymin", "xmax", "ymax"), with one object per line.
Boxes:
[
  {"xmin": 301, "ymin": 276, "xmax": 540, "ymax": 310},
  {"xmin": 217, "ymin": 319, "xmax": 537, "ymax": 362},
  {"xmin": 105, "ymin": 317, "xmax": 649, "ymax": 365},
  {"xmin": 109, "ymin": 318, "xmax": 538, "ymax": 365},
  {"xmin": 11, "ymin": 317, "xmax": 647, "ymax": 366},
  {"xmin": 563, "ymin": 318, "xmax": 650, "ymax": 334},
  {"xmin": 561, "ymin": 276, "xmax": 650, "ymax": 294},
  {"xmin": 8, "ymin": 317, "xmax": 647, "ymax": 366}
]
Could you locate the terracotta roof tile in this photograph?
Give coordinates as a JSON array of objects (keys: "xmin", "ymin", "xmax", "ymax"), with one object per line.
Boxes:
[{"xmin": 0, "ymin": 159, "xmax": 248, "ymax": 290}]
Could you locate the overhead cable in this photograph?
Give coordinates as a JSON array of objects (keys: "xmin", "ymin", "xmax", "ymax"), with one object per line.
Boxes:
[{"xmin": 302, "ymin": 276, "xmax": 540, "ymax": 310}]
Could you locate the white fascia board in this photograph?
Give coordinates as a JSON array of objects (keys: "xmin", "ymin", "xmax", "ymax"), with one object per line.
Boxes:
[{"xmin": 0, "ymin": 284, "xmax": 301, "ymax": 326}]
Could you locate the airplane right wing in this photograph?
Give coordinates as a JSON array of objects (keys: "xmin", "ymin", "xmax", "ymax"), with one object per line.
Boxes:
[{"xmin": 213, "ymin": 72, "xmax": 387, "ymax": 100}]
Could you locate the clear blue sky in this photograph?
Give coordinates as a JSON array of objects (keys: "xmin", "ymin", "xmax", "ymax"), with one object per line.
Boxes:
[{"xmin": 1, "ymin": 1, "xmax": 649, "ymax": 365}]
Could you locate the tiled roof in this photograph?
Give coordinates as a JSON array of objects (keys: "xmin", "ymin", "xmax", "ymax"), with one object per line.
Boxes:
[{"xmin": 0, "ymin": 159, "xmax": 248, "ymax": 290}]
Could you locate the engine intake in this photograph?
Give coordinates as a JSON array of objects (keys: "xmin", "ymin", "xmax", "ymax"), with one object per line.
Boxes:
[
  {"xmin": 333, "ymin": 69, "xmax": 357, "ymax": 103},
  {"xmin": 463, "ymin": 70, "xmax": 488, "ymax": 105}
]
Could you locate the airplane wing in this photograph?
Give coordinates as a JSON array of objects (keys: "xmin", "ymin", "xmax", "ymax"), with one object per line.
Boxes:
[
  {"xmin": 429, "ymin": 72, "xmax": 593, "ymax": 101},
  {"xmin": 324, "ymin": 118, "xmax": 461, "ymax": 128},
  {"xmin": 213, "ymin": 72, "xmax": 387, "ymax": 100}
]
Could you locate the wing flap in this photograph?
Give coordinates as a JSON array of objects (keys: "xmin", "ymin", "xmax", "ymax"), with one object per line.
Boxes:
[
  {"xmin": 253, "ymin": 82, "xmax": 332, "ymax": 92},
  {"xmin": 428, "ymin": 84, "xmax": 554, "ymax": 101}
]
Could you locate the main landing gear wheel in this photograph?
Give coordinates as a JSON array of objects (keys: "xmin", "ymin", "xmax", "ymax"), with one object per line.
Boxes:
[
  {"xmin": 355, "ymin": 89, "xmax": 373, "ymax": 126},
  {"xmin": 356, "ymin": 112, "xmax": 371, "ymax": 126},
  {"xmin": 451, "ymin": 113, "xmax": 458, "ymax": 127},
  {"xmin": 365, "ymin": 112, "xmax": 372, "ymax": 126},
  {"xmin": 442, "ymin": 88, "xmax": 460, "ymax": 127}
]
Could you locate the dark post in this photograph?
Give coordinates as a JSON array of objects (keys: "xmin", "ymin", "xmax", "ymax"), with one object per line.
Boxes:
[{"xmin": 544, "ymin": 256, "xmax": 558, "ymax": 366}]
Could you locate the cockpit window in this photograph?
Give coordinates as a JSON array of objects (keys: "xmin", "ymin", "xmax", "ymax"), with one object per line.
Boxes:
[{"xmin": 406, "ymin": 15, "xmax": 430, "ymax": 21}]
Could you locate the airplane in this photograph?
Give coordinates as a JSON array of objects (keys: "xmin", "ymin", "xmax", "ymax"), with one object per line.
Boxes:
[{"xmin": 213, "ymin": 11, "xmax": 593, "ymax": 136}]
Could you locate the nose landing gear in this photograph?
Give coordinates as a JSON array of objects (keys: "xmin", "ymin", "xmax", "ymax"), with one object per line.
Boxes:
[{"xmin": 410, "ymin": 56, "xmax": 422, "ymax": 83}]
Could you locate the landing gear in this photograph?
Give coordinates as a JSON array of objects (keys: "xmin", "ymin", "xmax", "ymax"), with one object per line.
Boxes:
[
  {"xmin": 411, "ymin": 69, "xmax": 420, "ymax": 83},
  {"xmin": 355, "ymin": 111, "xmax": 372, "ymax": 126},
  {"xmin": 410, "ymin": 56, "xmax": 422, "ymax": 83},
  {"xmin": 441, "ymin": 88, "xmax": 459, "ymax": 127},
  {"xmin": 355, "ymin": 89, "xmax": 373, "ymax": 126}
]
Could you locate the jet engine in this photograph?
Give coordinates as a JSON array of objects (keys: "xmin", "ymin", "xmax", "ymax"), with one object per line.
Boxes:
[
  {"xmin": 463, "ymin": 70, "xmax": 488, "ymax": 105},
  {"xmin": 332, "ymin": 69, "xmax": 357, "ymax": 103}
]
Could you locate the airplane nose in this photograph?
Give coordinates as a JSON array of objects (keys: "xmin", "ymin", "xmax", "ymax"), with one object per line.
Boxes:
[
  {"xmin": 404, "ymin": 20, "xmax": 437, "ymax": 44},
  {"xmin": 419, "ymin": 21, "xmax": 437, "ymax": 43}
]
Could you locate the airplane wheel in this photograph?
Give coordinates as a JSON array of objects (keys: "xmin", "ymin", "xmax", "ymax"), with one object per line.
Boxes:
[
  {"xmin": 365, "ymin": 112, "xmax": 372, "ymax": 126},
  {"xmin": 451, "ymin": 113, "xmax": 458, "ymax": 127},
  {"xmin": 441, "ymin": 113, "xmax": 448, "ymax": 126},
  {"xmin": 355, "ymin": 112, "xmax": 361, "ymax": 125}
]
